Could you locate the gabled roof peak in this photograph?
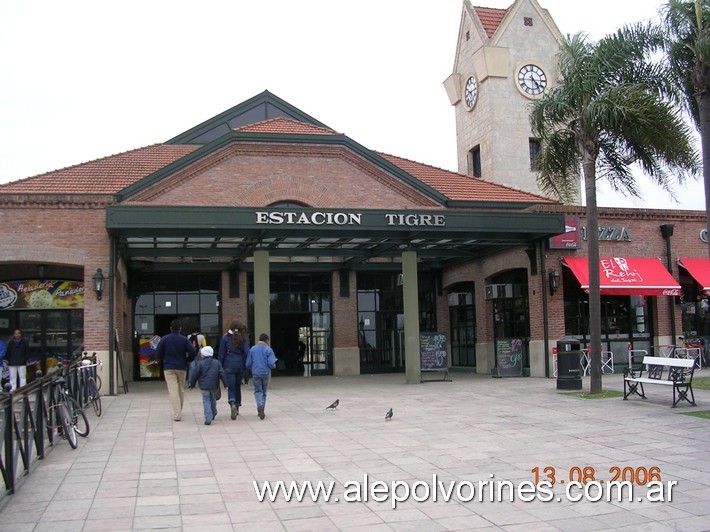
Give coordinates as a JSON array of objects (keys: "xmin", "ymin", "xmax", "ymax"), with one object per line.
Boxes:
[
  {"xmin": 166, "ymin": 90, "xmax": 331, "ymax": 146},
  {"xmin": 473, "ymin": 5, "xmax": 509, "ymax": 39},
  {"xmin": 235, "ymin": 117, "xmax": 340, "ymax": 136}
]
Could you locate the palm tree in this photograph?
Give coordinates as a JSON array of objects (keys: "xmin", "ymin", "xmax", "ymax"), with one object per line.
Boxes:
[
  {"xmin": 530, "ymin": 26, "xmax": 699, "ymax": 393},
  {"xmin": 661, "ymin": 0, "xmax": 710, "ymax": 258}
]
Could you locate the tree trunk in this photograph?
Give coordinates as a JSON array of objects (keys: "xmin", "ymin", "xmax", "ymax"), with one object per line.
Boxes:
[
  {"xmin": 583, "ymin": 152, "xmax": 603, "ymax": 394},
  {"xmin": 698, "ymin": 91, "xmax": 710, "ymax": 259}
]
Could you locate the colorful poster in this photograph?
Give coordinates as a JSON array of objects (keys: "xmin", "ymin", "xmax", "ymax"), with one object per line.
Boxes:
[
  {"xmin": 0, "ymin": 280, "xmax": 84, "ymax": 309},
  {"xmin": 139, "ymin": 335, "xmax": 162, "ymax": 379}
]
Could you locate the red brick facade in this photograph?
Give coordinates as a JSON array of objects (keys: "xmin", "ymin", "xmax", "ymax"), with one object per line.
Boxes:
[{"xmin": 1, "ymin": 95, "xmax": 706, "ymax": 387}]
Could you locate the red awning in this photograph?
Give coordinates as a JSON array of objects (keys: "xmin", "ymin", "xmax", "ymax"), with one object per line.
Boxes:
[
  {"xmin": 678, "ymin": 257, "xmax": 710, "ymax": 295},
  {"xmin": 563, "ymin": 257, "xmax": 681, "ymax": 296}
]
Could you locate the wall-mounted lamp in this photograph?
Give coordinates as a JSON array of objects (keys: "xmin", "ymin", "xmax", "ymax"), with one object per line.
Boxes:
[
  {"xmin": 396, "ymin": 273, "xmax": 404, "ymax": 287},
  {"xmin": 548, "ymin": 268, "xmax": 561, "ymax": 296},
  {"xmin": 660, "ymin": 224, "xmax": 674, "ymax": 238},
  {"xmin": 37, "ymin": 264, "xmax": 47, "ymax": 280},
  {"xmin": 92, "ymin": 268, "xmax": 106, "ymax": 301}
]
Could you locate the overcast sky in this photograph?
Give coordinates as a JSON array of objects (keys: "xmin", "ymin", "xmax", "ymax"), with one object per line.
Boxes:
[{"xmin": 2, "ymin": 0, "xmax": 698, "ymax": 209}]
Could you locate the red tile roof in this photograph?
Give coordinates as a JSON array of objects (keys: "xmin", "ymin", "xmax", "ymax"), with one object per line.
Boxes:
[
  {"xmin": 474, "ymin": 6, "xmax": 508, "ymax": 38},
  {"xmin": 236, "ymin": 117, "xmax": 339, "ymax": 135},
  {"xmin": 0, "ymin": 118, "xmax": 552, "ymax": 205},
  {"xmin": 378, "ymin": 152, "xmax": 554, "ymax": 204},
  {"xmin": 0, "ymin": 145, "xmax": 197, "ymax": 195}
]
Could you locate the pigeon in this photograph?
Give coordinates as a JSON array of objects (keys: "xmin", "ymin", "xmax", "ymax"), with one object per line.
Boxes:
[
  {"xmin": 385, "ymin": 408, "xmax": 393, "ymax": 421},
  {"xmin": 326, "ymin": 399, "xmax": 339, "ymax": 410}
]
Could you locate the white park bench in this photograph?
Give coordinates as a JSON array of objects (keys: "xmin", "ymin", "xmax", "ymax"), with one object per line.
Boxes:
[{"xmin": 623, "ymin": 356, "xmax": 696, "ymax": 408}]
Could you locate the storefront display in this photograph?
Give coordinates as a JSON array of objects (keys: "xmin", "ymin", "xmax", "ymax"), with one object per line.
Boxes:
[{"xmin": 0, "ymin": 280, "xmax": 84, "ymax": 381}]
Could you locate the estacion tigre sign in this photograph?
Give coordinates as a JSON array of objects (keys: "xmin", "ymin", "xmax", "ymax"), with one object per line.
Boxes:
[{"xmin": 255, "ymin": 211, "xmax": 446, "ymax": 227}]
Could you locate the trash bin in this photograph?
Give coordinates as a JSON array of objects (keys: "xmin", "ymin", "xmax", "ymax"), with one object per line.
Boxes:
[{"xmin": 556, "ymin": 337, "xmax": 582, "ymax": 390}]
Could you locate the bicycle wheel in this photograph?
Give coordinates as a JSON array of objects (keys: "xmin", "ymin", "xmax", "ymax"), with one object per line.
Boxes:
[
  {"xmin": 88, "ymin": 377, "xmax": 102, "ymax": 417},
  {"xmin": 66, "ymin": 394, "xmax": 90, "ymax": 437},
  {"xmin": 56, "ymin": 403, "xmax": 78, "ymax": 449}
]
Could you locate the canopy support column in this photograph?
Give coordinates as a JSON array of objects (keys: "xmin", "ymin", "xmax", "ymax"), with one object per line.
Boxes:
[
  {"xmin": 403, "ymin": 250, "xmax": 421, "ymax": 384},
  {"xmin": 254, "ymin": 250, "xmax": 270, "ymax": 340}
]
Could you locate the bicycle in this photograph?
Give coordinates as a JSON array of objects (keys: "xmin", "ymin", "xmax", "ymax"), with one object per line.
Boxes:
[
  {"xmin": 78, "ymin": 353, "xmax": 102, "ymax": 417},
  {"xmin": 50, "ymin": 364, "xmax": 90, "ymax": 448},
  {"xmin": 677, "ymin": 335, "xmax": 704, "ymax": 369}
]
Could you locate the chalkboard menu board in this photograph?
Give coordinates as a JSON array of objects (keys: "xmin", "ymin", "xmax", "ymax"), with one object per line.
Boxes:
[
  {"xmin": 495, "ymin": 338, "xmax": 524, "ymax": 377},
  {"xmin": 420, "ymin": 332, "xmax": 448, "ymax": 370}
]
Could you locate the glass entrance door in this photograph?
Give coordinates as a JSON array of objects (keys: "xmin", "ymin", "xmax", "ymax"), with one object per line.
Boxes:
[
  {"xmin": 250, "ymin": 272, "xmax": 333, "ymax": 376},
  {"xmin": 357, "ymin": 272, "xmax": 406, "ymax": 374}
]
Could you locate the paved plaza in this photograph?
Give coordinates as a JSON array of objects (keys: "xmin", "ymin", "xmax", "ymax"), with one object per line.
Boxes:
[{"xmin": 1, "ymin": 370, "xmax": 709, "ymax": 531}]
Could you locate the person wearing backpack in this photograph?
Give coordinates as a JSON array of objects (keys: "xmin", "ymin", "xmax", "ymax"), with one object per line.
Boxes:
[
  {"xmin": 186, "ymin": 326, "xmax": 206, "ymax": 388},
  {"xmin": 217, "ymin": 320, "xmax": 250, "ymax": 420}
]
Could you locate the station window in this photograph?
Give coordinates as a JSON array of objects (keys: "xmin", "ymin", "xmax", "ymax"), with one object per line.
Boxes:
[{"xmin": 448, "ymin": 283, "xmax": 475, "ymax": 367}]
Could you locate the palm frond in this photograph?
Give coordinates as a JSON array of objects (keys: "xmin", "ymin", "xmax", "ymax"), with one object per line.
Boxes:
[{"xmin": 662, "ymin": 0, "xmax": 710, "ymax": 124}]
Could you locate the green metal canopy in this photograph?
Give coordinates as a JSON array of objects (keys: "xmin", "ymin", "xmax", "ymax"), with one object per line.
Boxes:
[{"xmin": 107, "ymin": 205, "xmax": 565, "ymax": 271}]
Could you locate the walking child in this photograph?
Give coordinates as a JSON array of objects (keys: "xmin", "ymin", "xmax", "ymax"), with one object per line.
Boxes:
[
  {"xmin": 189, "ymin": 346, "xmax": 227, "ymax": 425},
  {"xmin": 245, "ymin": 333, "xmax": 276, "ymax": 420}
]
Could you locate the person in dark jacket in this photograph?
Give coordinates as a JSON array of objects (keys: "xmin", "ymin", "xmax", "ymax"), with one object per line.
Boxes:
[
  {"xmin": 6, "ymin": 329, "xmax": 30, "ymax": 391},
  {"xmin": 155, "ymin": 319, "xmax": 196, "ymax": 421},
  {"xmin": 186, "ymin": 325, "xmax": 207, "ymax": 388},
  {"xmin": 217, "ymin": 320, "xmax": 250, "ymax": 420},
  {"xmin": 189, "ymin": 346, "xmax": 227, "ymax": 425}
]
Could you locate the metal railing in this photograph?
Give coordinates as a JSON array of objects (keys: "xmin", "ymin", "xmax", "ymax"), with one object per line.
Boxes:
[{"xmin": 0, "ymin": 357, "xmax": 96, "ymax": 502}]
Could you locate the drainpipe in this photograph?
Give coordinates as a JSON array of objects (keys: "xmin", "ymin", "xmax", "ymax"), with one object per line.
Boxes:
[
  {"xmin": 660, "ymin": 224, "xmax": 676, "ymax": 344},
  {"xmin": 109, "ymin": 235, "xmax": 116, "ymax": 396}
]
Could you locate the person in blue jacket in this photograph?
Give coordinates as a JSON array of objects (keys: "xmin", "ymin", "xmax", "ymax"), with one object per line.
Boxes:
[
  {"xmin": 189, "ymin": 346, "xmax": 227, "ymax": 425},
  {"xmin": 155, "ymin": 319, "xmax": 196, "ymax": 421},
  {"xmin": 217, "ymin": 320, "xmax": 250, "ymax": 420},
  {"xmin": 245, "ymin": 333, "xmax": 276, "ymax": 420},
  {"xmin": 0, "ymin": 339, "xmax": 6, "ymax": 390}
]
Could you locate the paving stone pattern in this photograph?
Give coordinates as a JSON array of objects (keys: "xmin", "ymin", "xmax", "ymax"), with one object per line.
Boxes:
[{"xmin": 1, "ymin": 371, "xmax": 709, "ymax": 531}]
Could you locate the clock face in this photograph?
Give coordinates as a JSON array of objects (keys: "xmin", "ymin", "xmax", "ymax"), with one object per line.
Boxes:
[
  {"xmin": 518, "ymin": 64, "xmax": 547, "ymax": 96},
  {"xmin": 464, "ymin": 76, "xmax": 478, "ymax": 109}
]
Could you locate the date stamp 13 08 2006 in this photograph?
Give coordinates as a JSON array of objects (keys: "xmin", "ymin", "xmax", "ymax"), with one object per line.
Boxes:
[{"xmin": 532, "ymin": 465, "xmax": 677, "ymax": 502}]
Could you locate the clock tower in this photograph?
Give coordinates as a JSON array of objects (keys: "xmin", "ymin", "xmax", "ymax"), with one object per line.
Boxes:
[{"xmin": 444, "ymin": 0, "xmax": 578, "ymax": 201}]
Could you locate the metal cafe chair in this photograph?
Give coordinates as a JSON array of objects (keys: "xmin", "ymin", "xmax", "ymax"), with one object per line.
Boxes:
[
  {"xmin": 653, "ymin": 344, "xmax": 676, "ymax": 358},
  {"xmin": 601, "ymin": 350, "xmax": 614, "ymax": 374},
  {"xmin": 580, "ymin": 348, "xmax": 591, "ymax": 376},
  {"xmin": 580, "ymin": 347, "xmax": 614, "ymax": 375},
  {"xmin": 675, "ymin": 346, "xmax": 703, "ymax": 369},
  {"xmin": 627, "ymin": 349, "xmax": 648, "ymax": 370}
]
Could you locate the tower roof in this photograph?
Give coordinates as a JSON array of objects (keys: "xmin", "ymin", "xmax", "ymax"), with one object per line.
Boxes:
[{"xmin": 473, "ymin": 6, "xmax": 509, "ymax": 38}]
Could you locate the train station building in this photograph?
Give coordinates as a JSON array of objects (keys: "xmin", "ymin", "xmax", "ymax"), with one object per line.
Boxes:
[{"xmin": 1, "ymin": 0, "xmax": 708, "ymax": 393}]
